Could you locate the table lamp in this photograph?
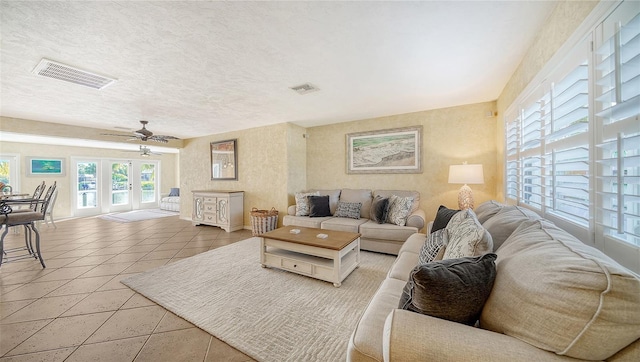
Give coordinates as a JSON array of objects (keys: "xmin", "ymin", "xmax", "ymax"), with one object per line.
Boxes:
[{"xmin": 448, "ymin": 163, "xmax": 484, "ymax": 210}]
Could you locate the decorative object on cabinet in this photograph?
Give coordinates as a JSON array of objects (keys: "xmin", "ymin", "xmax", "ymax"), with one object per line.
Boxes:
[
  {"xmin": 346, "ymin": 126, "xmax": 422, "ymax": 174},
  {"xmin": 192, "ymin": 190, "xmax": 244, "ymax": 232},
  {"xmin": 448, "ymin": 162, "xmax": 484, "ymax": 210},
  {"xmin": 211, "ymin": 139, "xmax": 238, "ymax": 180}
]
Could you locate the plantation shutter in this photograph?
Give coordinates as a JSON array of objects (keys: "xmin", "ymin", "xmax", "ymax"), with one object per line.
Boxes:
[
  {"xmin": 595, "ymin": 3, "xmax": 640, "ymax": 248},
  {"xmin": 505, "ymin": 110, "xmax": 520, "ymax": 201}
]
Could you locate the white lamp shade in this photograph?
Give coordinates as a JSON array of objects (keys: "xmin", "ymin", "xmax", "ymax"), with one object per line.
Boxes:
[{"xmin": 448, "ymin": 164, "xmax": 484, "ymax": 185}]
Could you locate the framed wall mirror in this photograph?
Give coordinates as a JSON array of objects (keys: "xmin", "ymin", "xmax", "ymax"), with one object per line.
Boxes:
[{"xmin": 211, "ymin": 139, "xmax": 237, "ymax": 180}]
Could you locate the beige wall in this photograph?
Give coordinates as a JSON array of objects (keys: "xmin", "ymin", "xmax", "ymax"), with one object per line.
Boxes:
[
  {"xmin": 306, "ymin": 101, "xmax": 498, "ymax": 223},
  {"xmin": 495, "ymin": 0, "xmax": 598, "ymax": 199},
  {"xmin": 179, "ymin": 123, "xmax": 305, "ymax": 227},
  {"xmin": 0, "ymin": 140, "xmax": 178, "ymax": 219}
]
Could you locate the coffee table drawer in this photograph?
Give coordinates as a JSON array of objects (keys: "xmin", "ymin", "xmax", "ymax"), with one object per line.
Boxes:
[{"xmin": 281, "ymin": 258, "xmax": 313, "ymax": 275}]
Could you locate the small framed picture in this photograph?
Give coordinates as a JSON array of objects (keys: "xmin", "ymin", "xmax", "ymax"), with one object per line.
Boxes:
[{"xmin": 27, "ymin": 157, "xmax": 66, "ymax": 176}]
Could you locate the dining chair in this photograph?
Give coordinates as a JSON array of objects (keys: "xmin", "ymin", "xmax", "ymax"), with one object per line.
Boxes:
[{"xmin": 0, "ymin": 182, "xmax": 57, "ymax": 268}]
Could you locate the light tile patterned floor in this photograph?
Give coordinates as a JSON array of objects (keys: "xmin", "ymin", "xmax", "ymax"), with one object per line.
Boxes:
[{"xmin": 0, "ymin": 214, "xmax": 256, "ymax": 361}]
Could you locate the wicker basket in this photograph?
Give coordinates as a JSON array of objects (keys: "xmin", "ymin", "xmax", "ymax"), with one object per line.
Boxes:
[{"xmin": 250, "ymin": 207, "xmax": 279, "ymax": 236}]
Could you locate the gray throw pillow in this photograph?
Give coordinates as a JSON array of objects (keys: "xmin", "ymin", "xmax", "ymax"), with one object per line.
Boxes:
[
  {"xmin": 369, "ymin": 195, "xmax": 389, "ymax": 224},
  {"xmin": 419, "ymin": 228, "xmax": 448, "ymax": 264},
  {"xmin": 308, "ymin": 195, "xmax": 331, "ymax": 217},
  {"xmin": 431, "ymin": 205, "xmax": 459, "ymax": 233},
  {"xmin": 334, "ymin": 201, "xmax": 362, "ymax": 219},
  {"xmin": 398, "ymin": 253, "xmax": 497, "ymax": 325},
  {"xmin": 169, "ymin": 188, "xmax": 180, "ymax": 197}
]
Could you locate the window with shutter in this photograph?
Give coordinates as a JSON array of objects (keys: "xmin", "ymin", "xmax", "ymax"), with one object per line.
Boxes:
[{"xmin": 595, "ymin": 6, "xmax": 640, "ymax": 248}]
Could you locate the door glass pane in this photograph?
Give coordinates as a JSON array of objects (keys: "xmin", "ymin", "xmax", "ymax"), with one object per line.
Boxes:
[
  {"xmin": 77, "ymin": 162, "xmax": 97, "ymax": 208},
  {"xmin": 0, "ymin": 159, "xmax": 10, "ymax": 190},
  {"xmin": 111, "ymin": 162, "xmax": 129, "ymax": 206},
  {"xmin": 141, "ymin": 163, "xmax": 156, "ymax": 203}
]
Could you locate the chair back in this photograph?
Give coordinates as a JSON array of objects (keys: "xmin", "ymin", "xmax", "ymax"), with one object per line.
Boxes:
[
  {"xmin": 27, "ymin": 181, "xmax": 46, "ymax": 211},
  {"xmin": 37, "ymin": 182, "xmax": 57, "ymax": 216}
]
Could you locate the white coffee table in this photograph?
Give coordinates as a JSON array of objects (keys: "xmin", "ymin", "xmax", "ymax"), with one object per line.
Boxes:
[{"xmin": 260, "ymin": 226, "xmax": 360, "ymax": 287}]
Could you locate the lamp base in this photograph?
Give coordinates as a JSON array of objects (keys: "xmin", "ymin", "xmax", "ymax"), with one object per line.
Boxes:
[{"xmin": 458, "ymin": 184, "xmax": 474, "ymax": 210}]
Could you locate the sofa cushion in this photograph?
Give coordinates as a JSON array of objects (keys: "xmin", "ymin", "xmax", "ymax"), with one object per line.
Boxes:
[
  {"xmin": 369, "ymin": 195, "xmax": 389, "ymax": 224},
  {"xmin": 386, "ymin": 195, "xmax": 414, "ymax": 226},
  {"xmin": 295, "ymin": 191, "xmax": 319, "ymax": 216},
  {"xmin": 431, "ymin": 205, "xmax": 459, "ymax": 233},
  {"xmin": 475, "ymin": 200, "xmax": 504, "ymax": 224},
  {"xmin": 308, "ymin": 195, "xmax": 331, "ymax": 217},
  {"xmin": 419, "ymin": 228, "xmax": 448, "ymax": 264},
  {"xmin": 387, "ymin": 251, "xmax": 420, "ymax": 282},
  {"xmin": 340, "ymin": 189, "xmax": 372, "ymax": 219},
  {"xmin": 321, "ymin": 217, "xmax": 368, "ymax": 233},
  {"xmin": 482, "ymin": 205, "xmax": 541, "ymax": 250},
  {"xmin": 443, "ymin": 209, "xmax": 493, "ymax": 259},
  {"xmin": 480, "ymin": 220, "xmax": 640, "ymax": 360},
  {"xmin": 399, "ymin": 233, "xmax": 427, "ymax": 255},
  {"xmin": 310, "ymin": 189, "xmax": 341, "ymax": 215},
  {"xmin": 373, "ymin": 190, "xmax": 420, "ymax": 214},
  {"xmin": 399, "ymin": 253, "xmax": 497, "ymax": 325},
  {"xmin": 334, "ymin": 201, "xmax": 362, "ymax": 219},
  {"xmin": 348, "ymin": 277, "xmax": 407, "ymax": 362},
  {"xmin": 282, "ymin": 215, "xmax": 331, "ymax": 229},
  {"xmin": 359, "ymin": 221, "xmax": 418, "ymax": 243}
]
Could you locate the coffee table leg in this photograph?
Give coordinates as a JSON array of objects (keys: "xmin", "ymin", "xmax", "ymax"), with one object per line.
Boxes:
[{"xmin": 333, "ymin": 282, "xmax": 341, "ymax": 287}]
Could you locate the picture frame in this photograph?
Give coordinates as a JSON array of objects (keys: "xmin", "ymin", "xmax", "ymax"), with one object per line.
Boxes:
[
  {"xmin": 211, "ymin": 139, "xmax": 238, "ymax": 180},
  {"xmin": 27, "ymin": 157, "xmax": 66, "ymax": 176},
  {"xmin": 346, "ymin": 126, "xmax": 422, "ymax": 174}
]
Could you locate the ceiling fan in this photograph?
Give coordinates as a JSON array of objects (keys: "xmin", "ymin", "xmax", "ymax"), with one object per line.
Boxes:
[
  {"xmin": 122, "ymin": 145, "xmax": 162, "ymax": 157},
  {"xmin": 102, "ymin": 120, "xmax": 180, "ymax": 143}
]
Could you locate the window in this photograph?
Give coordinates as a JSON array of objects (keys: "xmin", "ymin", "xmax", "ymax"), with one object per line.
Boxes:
[
  {"xmin": 0, "ymin": 154, "xmax": 19, "ymax": 193},
  {"xmin": 505, "ymin": 1, "xmax": 640, "ymax": 266},
  {"xmin": 595, "ymin": 8, "xmax": 640, "ymax": 247}
]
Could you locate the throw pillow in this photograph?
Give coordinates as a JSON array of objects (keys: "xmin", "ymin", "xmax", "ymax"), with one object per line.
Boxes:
[
  {"xmin": 386, "ymin": 195, "xmax": 414, "ymax": 226},
  {"xmin": 431, "ymin": 205, "xmax": 460, "ymax": 233},
  {"xmin": 295, "ymin": 191, "xmax": 319, "ymax": 216},
  {"xmin": 308, "ymin": 195, "xmax": 331, "ymax": 217},
  {"xmin": 418, "ymin": 228, "xmax": 448, "ymax": 264},
  {"xmin": 398, "ymin": 253, "xmax": 497, "ymax": 325},
  {"xmin": 334, "ymin": 201, "xmax": 362, "ymax": 219},
  {"xmin": 369, "ymin": 195, "xmax": 389, "ymax": 224},
  {"xmin": 444, "ymin": 209, "xmax": 493, "ymax": 259},
  {"xmin": 169, "ymin": 188, "xmax": 180, "ymax": 197}
]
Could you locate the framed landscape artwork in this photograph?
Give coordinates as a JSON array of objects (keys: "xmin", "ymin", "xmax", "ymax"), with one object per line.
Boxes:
[
  {"xmin": 211, "ymin": 139, "xmax": 238, "ymax": 180},
  {"xmin": 346, "ymin": 126, "xmax": 422, "ymax": 174},
  {"xmin": 28, "ymin": 157, "xmax": 66, "ymax": 176}
]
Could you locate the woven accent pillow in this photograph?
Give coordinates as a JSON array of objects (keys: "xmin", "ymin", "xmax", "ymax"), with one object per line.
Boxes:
[
  {"xmin": 419, "ymin": 228, "xmax": 448, "ymax": 264},
  {"xmin": 386, "ymin": 195, "xmax": 414, "ymax": 226},
  {"xmin": 295, "ymin": 191, "xmax": 319, "ymax": 216},
  {"xmin": 334, "ymin": 201, "xmax": 362, "ymax": 219},
  {"xmin": 369, "ymin": 195, "xmax": 389, "ymax": 224},
  {"xmin": 399, "ymin": 253, "xmax": 497, "ymax": 325},
  {"xmin": 444, "ymin": 209, "xmax": 493, "ymax": 259},
  {"xmin": 308, "ymin": 195, "xmax": 331, "ymax": 217}
]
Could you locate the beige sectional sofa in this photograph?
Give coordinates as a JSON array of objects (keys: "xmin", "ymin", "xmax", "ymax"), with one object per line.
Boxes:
[
  {"xmin": 347, "ymin": 201, "xmax": 640, "ymax": 361},
  {"xmin": 283, "ymin": 189, "xmax": 425, "ymax": 255}
]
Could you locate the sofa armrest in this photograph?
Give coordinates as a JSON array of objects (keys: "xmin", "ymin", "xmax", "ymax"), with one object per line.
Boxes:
[
  {"xmin": 287, "ymin": 205, "xmax": 296, "ymax": 216},
  {"xmin": 383, "ymin": 310, "xmax": 576, "ymax": 362},
  {"xmin": 405, "ymin": 209, "xmax": 425, "ymax": 231}
]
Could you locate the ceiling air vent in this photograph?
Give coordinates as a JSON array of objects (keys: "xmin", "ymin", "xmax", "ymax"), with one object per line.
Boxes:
[
  {"xmin": 31, "ymin": 58, "xmax": 117, "ymax": 90},
  {"xmin": 290, "ymin": 83, "xmax": 319, "ymax": 95}
]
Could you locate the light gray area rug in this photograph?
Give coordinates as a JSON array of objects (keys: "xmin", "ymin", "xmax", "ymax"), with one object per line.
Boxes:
[
  {"xmin": 98, "ymin": 209, "xmax": 178, "ymax": 223},
  {"xmin": 122, "ymin": 237, "xmax": 395, "ymax": 362}
]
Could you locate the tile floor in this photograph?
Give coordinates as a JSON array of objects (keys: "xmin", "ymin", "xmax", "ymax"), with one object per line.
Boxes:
[{"xmin": 0, "ymin": 214, "xmax": 256, "ymax": 361}]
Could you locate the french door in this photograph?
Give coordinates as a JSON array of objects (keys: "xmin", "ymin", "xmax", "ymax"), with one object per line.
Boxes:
[{"xmin": 72, "ymin": 158, "xmax": 159, "ymax": 216}]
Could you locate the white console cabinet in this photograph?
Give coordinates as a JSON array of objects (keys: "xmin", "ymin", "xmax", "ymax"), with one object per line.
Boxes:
[{"xmin": 192, "ymin": 190, "xmax": 244, "ymax": 232}]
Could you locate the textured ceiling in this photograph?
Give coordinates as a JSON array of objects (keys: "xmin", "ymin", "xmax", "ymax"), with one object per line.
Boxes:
[{"xmin": 0, "ymin": 1, "xmax": 557, "ymax": 139}]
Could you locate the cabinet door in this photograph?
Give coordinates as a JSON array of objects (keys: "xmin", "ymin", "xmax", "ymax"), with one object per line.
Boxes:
[
  {"xmin": 193, "ymin": 196, "xmax": 204, "ymax": 221},
  {"xmin": 217, "ymin": 198, "xmax": 229, "ymax": 224}
]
